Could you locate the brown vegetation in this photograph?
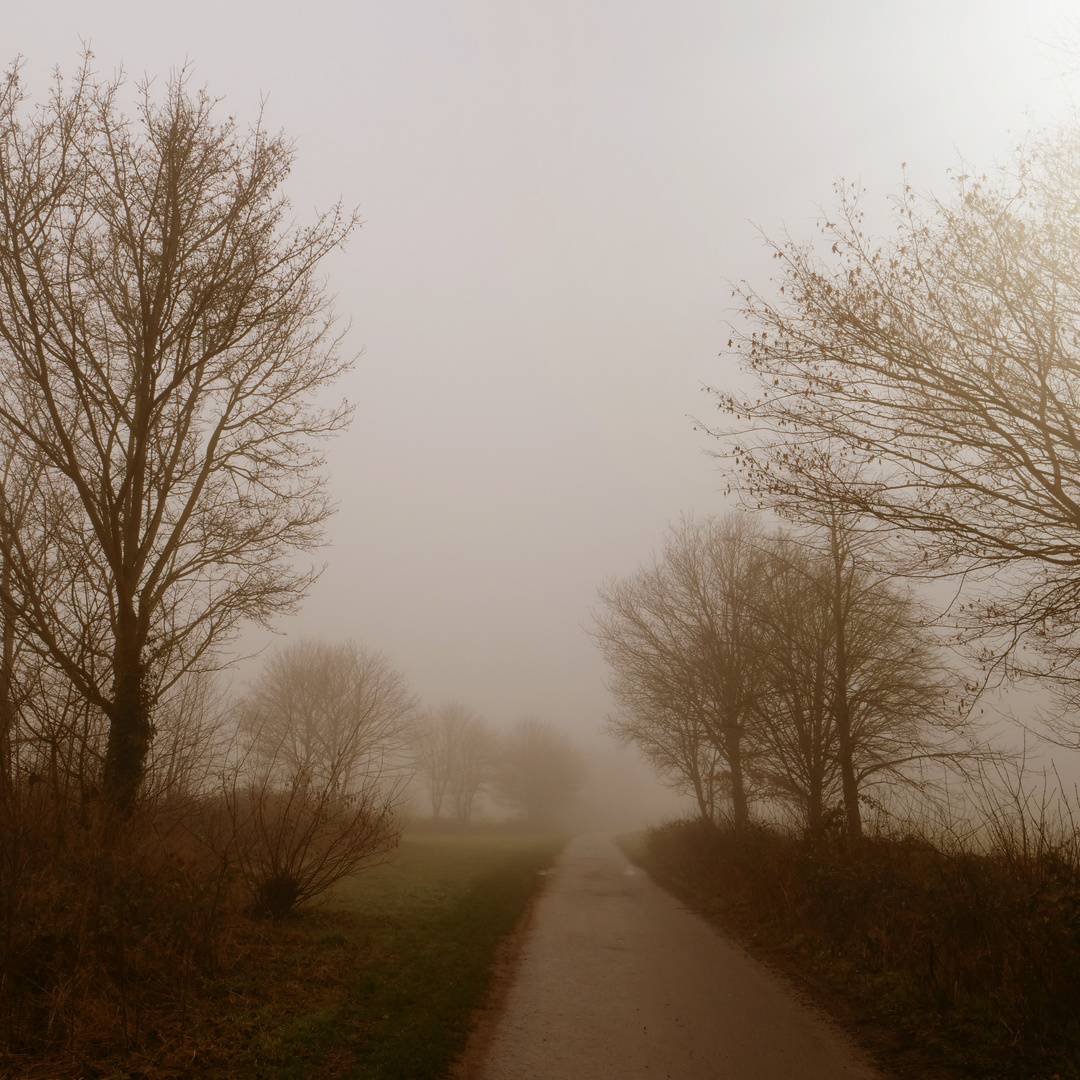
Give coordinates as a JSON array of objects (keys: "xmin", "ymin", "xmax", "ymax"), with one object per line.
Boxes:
[
  {"xmin": 636, "ymin": 791, "xmax": 1080, "ymax": 1079},
  {"xmin": 0, "ymin": 638, "xmax": 414, "ymax": 1069}
]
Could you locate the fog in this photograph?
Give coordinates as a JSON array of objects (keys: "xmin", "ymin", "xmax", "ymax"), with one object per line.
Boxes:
[{"xmin": 3, "ymin": 1, "xmax": 1074, "ymax": 806}]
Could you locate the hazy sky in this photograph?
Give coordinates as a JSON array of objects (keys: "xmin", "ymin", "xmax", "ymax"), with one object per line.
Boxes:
[{"xmin": 2, "ymin": 2, "xmax": 1075, "ymax": 742}]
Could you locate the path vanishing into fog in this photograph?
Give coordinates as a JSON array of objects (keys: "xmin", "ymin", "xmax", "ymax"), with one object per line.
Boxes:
[{"xmin": 478, "ymin": 832, "xmax": 880, "ymax": 1080}]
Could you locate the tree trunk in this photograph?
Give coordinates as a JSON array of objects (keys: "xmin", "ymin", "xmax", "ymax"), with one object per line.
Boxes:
[
  {"xmin": 727, "ymin": 726, "xmax": 750, "ymax": 834},
  {"xmin": 807, "ymin": 774, "xmax": 824, "ymax": 842},
  {"xmin": 103, "ymin": 619, "xmax": 151, "ymax": 814},
  {"xmin": 830, "ymin": 524, "xmax": 862, "ymax": 845},
  {"xmin": 690, "ymin": 769, "xmax": 713, "ymax": 825},
  {"xmin": 0, "ymin": 538, "xmax": 15, "ymax": 811}
]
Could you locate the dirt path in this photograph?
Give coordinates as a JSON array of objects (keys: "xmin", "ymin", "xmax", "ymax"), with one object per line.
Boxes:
[{"xmin": 476, "ymin": 832, "xmax": 881, "ymax": 1080}]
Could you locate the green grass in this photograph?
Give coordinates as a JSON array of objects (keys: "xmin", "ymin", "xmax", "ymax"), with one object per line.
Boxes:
[{"xmin": 195, "ymin": 830, "xmax": 567, "ymax": 1080}]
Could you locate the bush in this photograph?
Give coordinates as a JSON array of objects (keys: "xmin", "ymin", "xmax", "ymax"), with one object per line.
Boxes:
[
  {"xmin": 0, "ymin": 784, "xmax": 242, "ymax": 1063},
  {"xmin": 224, "ymin": 768, "xmax": 402, "ymax": 919}
]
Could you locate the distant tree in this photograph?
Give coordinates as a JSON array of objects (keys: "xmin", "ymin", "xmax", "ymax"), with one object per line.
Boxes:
[
  {"xmin": 711, "ymin": 129, "xmax": 1080, "ymax": 715},
  {"xmin": 412, "ymin": 702, "xmax": 500, "ymax": 822},
  {"xmin": 592, "ymin": 515, "xmax": 769, "ymax": 832},
  {"xmin": 496, "ymin": 718, "xmax": 585, "ymax": 825},
  {"xmin": 0, "ymin": 60, "xmax": 356, "ymax": 811},
  {"xmin": 242, "ymin": 640, "xmax": 417, "ymax": 793},
  {"xmin": 412, "ymin": 701, "xmax": 461, "ymax": 820},
  {"xmin": 447, "ymin": 713, "xmax": 500, "ymax": 824}
]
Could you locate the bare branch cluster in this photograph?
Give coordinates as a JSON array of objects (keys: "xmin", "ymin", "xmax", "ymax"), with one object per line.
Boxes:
[{"xmin": 710, "ymin": 129, "xmax": 1080, "ymax": 708}]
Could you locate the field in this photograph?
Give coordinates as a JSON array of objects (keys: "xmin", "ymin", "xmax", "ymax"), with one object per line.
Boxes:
[{"xmin": 7, "ymin": 829, "xmax": 567, "ymax": 1080}]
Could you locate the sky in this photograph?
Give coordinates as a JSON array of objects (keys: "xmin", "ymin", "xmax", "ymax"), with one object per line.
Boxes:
[{"xmin": 1, "ymin": 1, "xmax": 1076, "ymax": 759}]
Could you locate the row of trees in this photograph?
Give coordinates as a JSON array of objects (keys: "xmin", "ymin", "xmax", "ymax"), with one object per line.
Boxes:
[
  {"xmin": 614, "ymin": 118, "xmax": 1080, "ymax": 1070},
  {"xmin": 593, "ymin": 514, "xmax": 966, "ymax": 839},
  {"xmin": 241, "ymin": 645, "xmax": 586, "ymax": 835},
  {"xmin": 604, "ymin": 119, "xmax": 1080, "ymax": 838},
  {"xmin": 227, "ymin": 641, "xmax": 585, "ymax": 913}
]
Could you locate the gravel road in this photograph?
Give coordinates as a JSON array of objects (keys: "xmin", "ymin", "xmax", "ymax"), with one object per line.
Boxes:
[{"xmin": 478, "ymin": 832, "xmax": 881, "ymax": 1079}]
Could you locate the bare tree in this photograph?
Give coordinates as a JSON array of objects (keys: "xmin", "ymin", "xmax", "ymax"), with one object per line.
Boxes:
[
  {"xmin": 412, "ymin": 701, "xmax": 499, "ymax": 823},
  {"xmin": 605, "ymin": 695, "xmax": 727, "ymax": 826},
  {"xmin": 496, "ymin": 717, "xmax": 585, "ymax": 825},
  {"xmin": 242, "ymin": 640, "xmax": 417, "ymax": 793},
  {"xmin": 752, "ymin": 527, "xmax": 965, "ymax": 841},
  {"xmin": 229, "ymin": 640, "xmax": 414, "ymax": 917},
  {"xmin": 412, "ymin": 706, "xmax": 455, "ymax": 820},
  {"xmin": 448, "ymin": 713, "xmax": 500, "ymax": 823},
  {"xmin": 710, "ymin": 127, "xmax": 1080, "ymax": 713},
  {"xmin": 749, "ymin": 533, "xmax": 838, "ymax": 836},
  {"xmin": 595, "ymin": 512, "xmax": 967, "ymax": 839},
  {"xmin": 0, "ymin": 60, "xmax": 356, "ymax": 810},
  {"xmin": 592, "ymin": 515, "xmax": 769, "ymax": 832}
]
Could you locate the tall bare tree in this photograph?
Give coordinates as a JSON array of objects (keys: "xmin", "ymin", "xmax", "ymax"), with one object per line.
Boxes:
[
  {"xmin": 0, "ymin": 61, "xmax": 356, "ymax": 810},
  {"xmin": 749, "ymin": 533, "xmax": 838, "ymax": 836},
  {"xmin": 753, "ymin": 526, "xmax": 964, "ymax": 840}
]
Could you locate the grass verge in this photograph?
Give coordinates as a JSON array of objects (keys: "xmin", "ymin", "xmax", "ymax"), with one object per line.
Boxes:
[{"xmin": 7, "ymin": 829, "xmax": 566, "ymax": 1080}]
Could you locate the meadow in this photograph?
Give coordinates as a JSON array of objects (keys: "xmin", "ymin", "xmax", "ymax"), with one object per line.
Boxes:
[{"xmin": 6, "ymin": 828, "xmax": 567, "ymax": 1080}]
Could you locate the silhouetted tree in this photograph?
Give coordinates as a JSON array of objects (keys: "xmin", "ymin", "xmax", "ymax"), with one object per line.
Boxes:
[
  {"xmin": 592, "ymin": 515, "xmax": 769, "ymax": 832},
  {"xmin": 0, "ymin": 60, "xmax": 356, "ymax": 810},
  {"xmin": 753, "ymin": 526, "xmax": 963, "ymax": 841},
  {"xmin": 595, "ymin": 513, "xmax": 966, "ymax": 839}
]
